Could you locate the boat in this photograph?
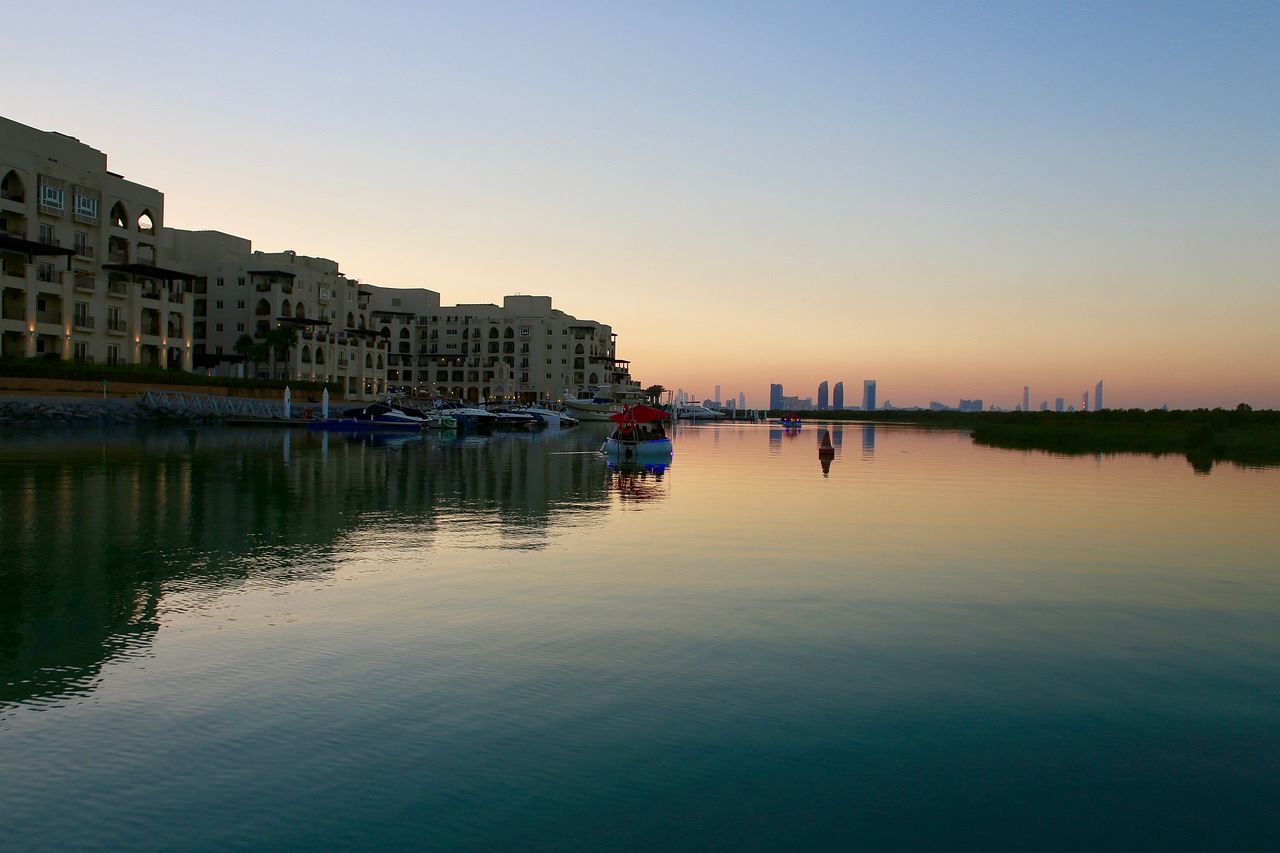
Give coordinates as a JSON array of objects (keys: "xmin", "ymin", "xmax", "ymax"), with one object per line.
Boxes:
[
  {"xmin": 563, "ymin": 384, "xmax": 647, "ymax": 421},
  {"xmin": 600, "ymin": 404, "xmax": 673, "ymax": 461},
  {"xmin": 675, "ymin": 402, "xmax": 726, "ymax": 420},
  {"xmin": 779, "ymin": 417, "xmax": 802, "ymax": 428},
  {"xmin": 514, "ymin": 405, "xmax": 579, "ymax": 428}
]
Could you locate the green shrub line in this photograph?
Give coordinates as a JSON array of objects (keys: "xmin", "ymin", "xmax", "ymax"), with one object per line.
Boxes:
[
  {"xmin": 765, "ymin": 406, "xmax": 1280, "ymax": 471},
  {"xmin": 0, "ymin": 356, "xmax": 329, "ymax": 394}
]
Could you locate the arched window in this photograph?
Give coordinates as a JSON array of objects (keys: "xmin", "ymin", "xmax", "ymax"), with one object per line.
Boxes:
[
  {"xmin": 365, "ymin": 353, "xmax": 373, "ymax": 369},
  {"xmin": 504, "ymin": 327, "xmax": 514, "ymax": 339},
  {"xmin": 346, "ymin": 312, "xmax": 355, "ymax": 328},
  {"xmin": 315, "ymin": 348, "xmax": 326, "ymax": 365},
  {"xmin": 377, "ymin": 355, "xmax": 383, "ymax": 369},
  {"xmin": 399, "ymin": 328, "xmax": 410, "ymax": 339},
  {"xmin": 300, "ymin": 345, "xmax": 312, "ymax": 364},
  {"xmin": 575, "ymin": 344, "xmax": 585, "ymax": 354},
  {"xmin": 137, "ymin": 210, "xmax": 155, "ymax": 233},
  {"xmin": 255, "ymin": 298, "xmax": 271, "ymax": 316},
  {"xmin": 295, "ymin": 303, "xmax": 306, "ymax": 318},
  {"xmin": 110, "ymin": 201, "xmax": 128, "ymax": 229},
  {"xmin": 381, "ymin": 326, "xmax": 391, "ymax": 338},
  {"xmin": 0, "ymin": 170, "xmax": 25, "ymax": 202},
  {"xmin": 489, "ymin": 327, "xmax": 499, "ymax": 339},
  {"xmin": 280, "ymin": 299, "xmax": 292, "ymax": 317},
  {"xmin": 358, "ymin": 314, "xmax": 366, "ymax": 329}
]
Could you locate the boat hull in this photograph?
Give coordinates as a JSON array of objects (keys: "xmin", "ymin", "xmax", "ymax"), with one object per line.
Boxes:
[{"xmin": 601, "ymin": 436, "xmax": 673, "ymax": 460}]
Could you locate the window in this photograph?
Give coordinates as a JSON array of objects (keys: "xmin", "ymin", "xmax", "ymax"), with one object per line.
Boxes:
[
  {"xmin": 237, "ymin": 277, "xmax": 245, "ymax": 287},
  {"xmin": 215, "ymin": 323, "xmax": 224, "ymax": 332},
  {"xmin": 216, "ymin": 277, "xmax": 224, "ymax": 287},
  {"xmin": 74, "ymin": 231, "xmax": 90, "ymax": 256},
  {"xmin": 73, "ymin": 341, "xmax": 88, "ymax": 361},
  {"xmin": 107, "ymin": 344, "xmax": 120, "ymax": 365},
  {"xmin": 74, "ymin": 301, "xmax": 89, "ymax": 322},
  {"xmin": 236, "ymin": 323, "xmax": 244, "ymax": 332},
  {"xmin": 39, "ymin": 178, "xmax": 64, "ymax": 213},
  {"xmin": 236, "ymin": 300, "xmax": 245, "ymax": 309},
  {"xmin": 215, "ymin": 346, "xmax": 223, "ymax": 355},
  {"xmin": 38, "ymin": 223, "xmax": 56, "ymax": 245},
  {"xmin": 215, "ymin": 300, "xmax": 224, "ymax": 310},
  {"xmin": 73, "ymin": 188, "xmax": 99, "ymax": 222},
  {"xmin": 446, "ymin": 328, "xmax": 458, "ymax": 336},
  {"xmin": 107, "ymin": 306, "xmax": 122, "ymax": 331}
]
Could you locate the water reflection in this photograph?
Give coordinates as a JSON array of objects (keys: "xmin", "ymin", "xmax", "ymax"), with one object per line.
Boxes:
[
  {"xmin": 0, "ymin": 425, "xmax": 610, "ymax": 708},
  {"xmin": 606, "ymin": 462, "xmax": 670, "ymax": 505}
]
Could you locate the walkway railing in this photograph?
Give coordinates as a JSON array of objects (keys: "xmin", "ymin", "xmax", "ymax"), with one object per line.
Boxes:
[{"xmin": 137, "ymin": 390, "xmax": 286, "ymax": 419}]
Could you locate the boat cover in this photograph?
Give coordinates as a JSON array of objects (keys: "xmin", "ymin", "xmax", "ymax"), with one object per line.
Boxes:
[{"xmin": 609, "ymin": 404, "xmax": 670, "ymax": 424}]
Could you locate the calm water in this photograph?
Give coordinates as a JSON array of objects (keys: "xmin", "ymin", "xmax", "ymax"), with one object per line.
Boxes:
[{"xmin": 1, "ymin": 421, "xmax": 1276, "ymax": 851}]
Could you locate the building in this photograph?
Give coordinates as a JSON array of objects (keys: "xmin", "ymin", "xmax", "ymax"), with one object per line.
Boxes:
[
  {"xmin": 770, "ymin": 383, "xmax": 784, "ymax": 410},
  {"xmin": 833, "ymin": 381, "xmax": 843, "ymax": 410},
  {"xmin": 1023, "ymin": 386, "xmax": 1030, "ymax": 412},
  {"xmin": 386, "ymin": 293, "xmax": 631, "ymax": 403},
  {"xmin": 817, "ymin": 380, "xmax": 829, "ymax": 410},
  {"xmin": 1055, "ymin": 397, "xmax": 1064, "ymax": 412},
  {"xmin": 863, "ymin": 380, "xmax": 877, "ymax": 412},
  {"xmin": 1095, "ymin": 380, "xmax": 1104, "ymax": 411},
  {"xmin": 2, "ymin": 116, "xmax": 195, "ymax": 370}
]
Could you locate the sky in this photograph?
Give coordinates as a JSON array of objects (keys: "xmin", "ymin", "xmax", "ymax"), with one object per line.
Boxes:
[{"xmin": 5, "ymin": 1, "xmax": 1277, "ymax": 409}]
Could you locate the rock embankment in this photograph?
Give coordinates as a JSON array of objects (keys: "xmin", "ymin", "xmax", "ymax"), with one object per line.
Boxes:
[{"xmin": 0, "ymin": 398, "xmax": 208, "ymax": 428}]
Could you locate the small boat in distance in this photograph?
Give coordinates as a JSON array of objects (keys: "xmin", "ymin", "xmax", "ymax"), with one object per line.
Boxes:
[{"xmin": 601, "ymin": 404, "xmax": 673, "ymax": 461}]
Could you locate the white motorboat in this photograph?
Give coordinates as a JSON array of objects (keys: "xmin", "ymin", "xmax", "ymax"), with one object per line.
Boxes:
[
  {"xmin": 676, "ymin": 403, "xmax": 726, "ymax": 420},
  {"xmin": 563, "ymin": 384, "xmax": 646, "ymax": 421}
]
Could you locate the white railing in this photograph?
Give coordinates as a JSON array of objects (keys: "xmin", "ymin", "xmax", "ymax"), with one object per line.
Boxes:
[{"xmin": 137, "ymin": 390, "xmax": 287, "ymax": 419}]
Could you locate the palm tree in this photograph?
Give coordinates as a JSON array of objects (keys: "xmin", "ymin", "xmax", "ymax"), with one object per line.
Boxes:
[
  {"xmin": 644, "ymin": 384, "xmax": 666, "ymax": 406},
  {"xmin": 233, "ymin": 333, "xmax": 270, "ymax": 379},
  {"xmin": 266, "ymin": 324, "xmax": 299, "ymax": 380}
]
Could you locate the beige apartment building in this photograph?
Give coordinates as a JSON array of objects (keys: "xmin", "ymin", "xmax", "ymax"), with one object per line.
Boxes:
[
  {"xmin": 163, "ymin": 228, "xmax": 397, "ymax": 399},
  {"xmin": 3, "ymin": 114, "xmax": 641, "ymax": 403},
  {"xmin": 1, "ymin": 116, "xmax": 194, "ymax": 370},
  {"xmin": 371, "ymin": 293, "xmax": 635, "ymax": 403}
]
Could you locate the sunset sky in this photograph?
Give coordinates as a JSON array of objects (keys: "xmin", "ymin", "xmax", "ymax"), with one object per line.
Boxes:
[{"xmin": 6, "ymin": 1, "xmax": 1276, "ymax": 409}]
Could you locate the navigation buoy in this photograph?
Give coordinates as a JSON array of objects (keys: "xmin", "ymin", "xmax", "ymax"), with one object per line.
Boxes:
[{"xmin": 818, "ymin": 430, "xmax": 835, "ymax": 456}]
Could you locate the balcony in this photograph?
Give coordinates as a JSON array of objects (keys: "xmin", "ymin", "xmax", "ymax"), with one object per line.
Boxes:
[
  {"xmin": 107, "ymin": 281, "xmax": 128, "ymax": 297},
  {"xmin": 73, "ymin": 315, "xmax": 95, "ymax": 331},
  {"xmin": 74, "ymin": 275, "xmax": 96, "ymax": 293},
  {"xmin": 107, "ymin": 318, "xmax": 127, "ymax": 334},
  {"xmin": 139, "ymin": 321, "xmax": 161, "ymax": 337},
  {"xmin": 75, "ymin": 243, "xmax": 94, "ymax": 259},
  {"xmin": 35, "ymin": 310, "xmax": 61, "ymax": 325},
  {"xmin": 36, "ymin": 268, "xmax": 63, "ymax": 285},
  {"xmin": 140, "ymin": 288, "xmax": 161, "ymax": 301}
]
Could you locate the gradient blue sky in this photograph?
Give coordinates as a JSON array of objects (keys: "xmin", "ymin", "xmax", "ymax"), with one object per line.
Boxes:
[{"xmin": 6, "ymin": 1, "xmax": 1277, "ymax": 408}]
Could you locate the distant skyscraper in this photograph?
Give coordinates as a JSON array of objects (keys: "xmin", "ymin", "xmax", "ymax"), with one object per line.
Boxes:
[
  {"xmin": 770, "ymin": 384, "xmax": 784, "ymax": 410},
  {"xmin": 817, "ymin": 381, "xmax": 829, "ymax": 410},
  {"xmin": 739, "ymin": 392, "xmax": 745, "ymax": 410},
  {"xmin": 1082, "ymin": 391, "xmax": 1090, "ymax": 412},
  {"xmin": 1095, "ymin": 380, "xmax": 1104, "ymax": 411},
  {"xmin": 863, "ymin": 380, "xmax": 877, "ymax": 412},
  {"xmin": 1023, "ymin": 386, "xmax": 1030, "ymax": 412},
  {"xmin": 715, "ymin": 385, "xmax": 721, "ymax": 406},
  {"xmin": 1055, "ymin": 397, "xmax": 1064, "ymax": 413},
  {"xmin": 833, "ymin": 381, "xmax": 844, "ymax": 410}
]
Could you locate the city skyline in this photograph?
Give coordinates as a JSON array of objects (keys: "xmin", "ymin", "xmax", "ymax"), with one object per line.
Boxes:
[{"xmin": 4, "ymin": 2, "xmax": 1276, "ymax": 409}]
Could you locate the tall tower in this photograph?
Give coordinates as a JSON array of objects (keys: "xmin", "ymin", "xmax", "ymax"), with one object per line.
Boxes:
[
  {"xmin": 1095, "ymin": 380, "xmax": 1104, "ymax": 411},
  {"xmin": 833, "ymin": 381, "xmax": 844, "ymax": 410},
  {"xmin": 1023, "ymin": 386, "xmax": 1030, "ymax": 412},
  {"xmin": 770, "ymin": 384, "xmax": 784, "ymax": 410},
  {"xmin": 715, "ymin": 385, "xmax": 721, "ymax": 406},
  {"xmin": 863, "ymin": 380, "xmax": 877, "ymax": 412},
  {"xmin": 817, "ymin": 381, "xmax": 829, "ymax": 410},
  {"xmin": 1082, "ymin": 390, "xmax": 1090, "ymax": 412},
  {"xmin": 739, "ymin": 391, "xmax": 745, "ymax": 410}
]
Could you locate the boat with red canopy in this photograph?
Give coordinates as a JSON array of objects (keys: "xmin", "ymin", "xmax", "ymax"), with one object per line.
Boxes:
[{"xmin": 600, "ymin": 404, "xmax": 673, "ymax": 461}]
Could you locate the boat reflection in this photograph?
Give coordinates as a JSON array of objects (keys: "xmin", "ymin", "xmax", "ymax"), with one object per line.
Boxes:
[{"xmin": 607, "ymin": 461, "xmax": 670, "ymax": 504}]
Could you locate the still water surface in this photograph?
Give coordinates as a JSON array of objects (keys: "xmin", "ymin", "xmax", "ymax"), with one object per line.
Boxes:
[{"xmin": 1, "ymin": 422, "xmax": 1276, "ymax": 850}]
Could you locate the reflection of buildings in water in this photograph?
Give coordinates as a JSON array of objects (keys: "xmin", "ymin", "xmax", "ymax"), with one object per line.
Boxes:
[
  {"xmin": 861, "ymin": 425, "xmax": 876, "ymax": 457},
  {"xmin": 0, "ymin": 426, "xmax": 612, "ymax": 708},
  {"xmin": 607, "ymin": 463, "xmax": 669, "ymax": 504}
]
